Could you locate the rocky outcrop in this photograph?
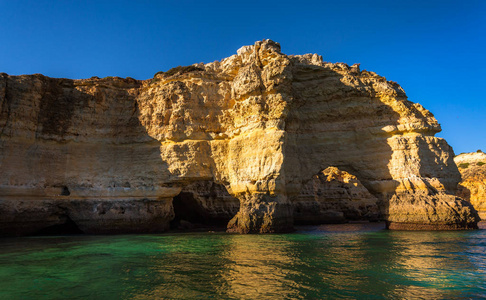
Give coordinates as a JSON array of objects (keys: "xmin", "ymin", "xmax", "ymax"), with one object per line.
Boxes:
[
  {"xmin": 455, "ymin": 151, "xmax": 486, "ymax": 219},
  {"xmin": 0, "ymin": 40, "xmax": 479, "ymax": 236}
]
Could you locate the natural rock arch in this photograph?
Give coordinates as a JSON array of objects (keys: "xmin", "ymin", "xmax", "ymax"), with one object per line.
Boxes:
[{"xmin": 0, "ymin": 40, "xmax": 479, "ymax": 236}]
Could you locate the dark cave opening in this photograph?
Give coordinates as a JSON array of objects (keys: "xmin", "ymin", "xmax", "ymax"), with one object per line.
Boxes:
[
  {"xmin": 61, "ymin": 186, "xmax": 70, "ymax": 196},
  {"xmin": 34, "ymin": 216, "xmax": 84, "ymax": 236},
  {"xmin": 170, "ymin": 192, "xmax": 230, "ymax": 230}
]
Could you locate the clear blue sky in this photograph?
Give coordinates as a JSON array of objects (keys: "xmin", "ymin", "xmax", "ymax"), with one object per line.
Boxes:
[{"xmin": 1, "ymin": 0, "xmax": 484, "ymax": 154}]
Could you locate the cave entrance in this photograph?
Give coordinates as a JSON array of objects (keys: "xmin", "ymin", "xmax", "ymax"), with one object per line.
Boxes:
[
  {"xmin": 169, "ymin": 185, "xmax": 239, "ymax": 231},
  {"xmin": 34, "ymin": 216, "xmax": 84, "ymax": 236}
]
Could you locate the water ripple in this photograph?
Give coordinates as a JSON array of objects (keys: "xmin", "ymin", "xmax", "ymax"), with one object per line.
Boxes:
[{"xmin": 1, "ymin": 224, "xmax": 486, "ymax": 299}]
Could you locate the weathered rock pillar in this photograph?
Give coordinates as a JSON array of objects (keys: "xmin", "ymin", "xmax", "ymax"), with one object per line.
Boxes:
[
  {"xmin": 224, "ymin": 127, "xmax": 293, "ymax": 233},
  {"xmin": 227, "ymin": 193, "xmax": 293, "ymax": 233}
]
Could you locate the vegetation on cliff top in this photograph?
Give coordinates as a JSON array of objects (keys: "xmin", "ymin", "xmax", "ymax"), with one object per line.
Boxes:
[{"xmin": 154, "ymin": 66, "xmax": 204, "ymax": 78}]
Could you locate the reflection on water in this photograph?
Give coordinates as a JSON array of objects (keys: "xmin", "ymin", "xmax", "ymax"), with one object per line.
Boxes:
[
  {"xmin": 387, "ymin": 232, "xmax": 474, "ymax": 299},
  {"xmin": 221, "ymin": 235, "xmax": 304, "ymax": 299},
  {"xmin": 1, "ymin": 223, "xmax": 486, "ymax": 299}
]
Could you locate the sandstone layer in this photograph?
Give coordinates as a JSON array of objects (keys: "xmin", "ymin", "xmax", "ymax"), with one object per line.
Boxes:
[
  {"xmin": 455, "ymin": 151, "xmax": 486, "ymax": 219},
  {"xmin": 0, "ymin": 40, "xmax": 479, "ymax": 236}
]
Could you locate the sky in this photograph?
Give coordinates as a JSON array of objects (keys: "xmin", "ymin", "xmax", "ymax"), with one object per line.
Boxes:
[{"xmin": 0, "ymin": 0, "xmax": 484, "ymax": 154}]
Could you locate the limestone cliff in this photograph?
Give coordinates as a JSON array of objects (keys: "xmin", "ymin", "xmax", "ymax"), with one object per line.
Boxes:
[
  {"xmin": 455, "ymin": 151, "xmax": 486, "ymax": 219},
  {"xmin": 0, "ymin": 40, "xmax": 479, "ymax": 236}
]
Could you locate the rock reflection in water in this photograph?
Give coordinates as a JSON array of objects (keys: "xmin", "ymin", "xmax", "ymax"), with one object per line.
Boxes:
[
  {"xmin": 220, "ymin": 235, "xmax": 305, "ymax": 299},
  {"xmin": 386, "ymin": 231, "xmax": 478, "ymax": 299},
  {"xmin": 1, "ymin": 225, "xmax": 486, "ymax": 299}
]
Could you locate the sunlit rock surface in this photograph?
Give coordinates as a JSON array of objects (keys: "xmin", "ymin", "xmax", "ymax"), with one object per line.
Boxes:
[
  {"xmin": 455, "ymin": 151, "xmax": 486, "ymax": 220},
  {"xmin": 0, "ymin": 40, "xmax": 479, "ymax": 236}
]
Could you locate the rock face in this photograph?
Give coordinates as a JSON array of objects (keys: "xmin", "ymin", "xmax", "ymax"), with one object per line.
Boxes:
[
  {"xmin": 0, "ymin": 40, "xmax": 479, "ymax": 236},
  {"xmin": 455, "ymin": 152, "xmax": 486, "ymax": 220}
]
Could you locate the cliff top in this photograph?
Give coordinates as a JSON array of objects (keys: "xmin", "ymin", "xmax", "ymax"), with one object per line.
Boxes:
[{"xmin": 455, "ymin": 151, "xmax": 486, "ymax": 165}]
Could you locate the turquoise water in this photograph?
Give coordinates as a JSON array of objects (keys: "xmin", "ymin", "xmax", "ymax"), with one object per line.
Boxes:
[{"xmin": 1, "ymin": 223, "xmax": 486, "ymax": 299}]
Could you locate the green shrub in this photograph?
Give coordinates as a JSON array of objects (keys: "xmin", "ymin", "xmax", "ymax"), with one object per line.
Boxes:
[
  {"xmin": 458, "ymin": 163, "xmax": 470, "ymax": 169},
  {"xmin": 477, "ymin": 149, "xmax": 483, "ymax": 153},
  {"xmin": 477, "ymin": 162, "xmax": 485, "ymax": 166},
  {"xmin": 163, "ymin": 66, "xmax": 204, "ymax": 77}
]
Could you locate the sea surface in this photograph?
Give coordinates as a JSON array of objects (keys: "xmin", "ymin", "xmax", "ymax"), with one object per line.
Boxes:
[{"xmin": 1, "ymin": 223, "xmax": 486, "ymax": 299}]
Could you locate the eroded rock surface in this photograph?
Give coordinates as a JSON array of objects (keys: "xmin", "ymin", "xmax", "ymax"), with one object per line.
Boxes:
[
  {"xmin": 293, "ymin": 167, "xmax": 380, "ymax": 224},
  {"xmin": 455, "ymin": 152, "xmax": 486, "ymax": 219},
  {"xmin": 0, "ymin": 40, "xmax": 479, "ymax": 236}
]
